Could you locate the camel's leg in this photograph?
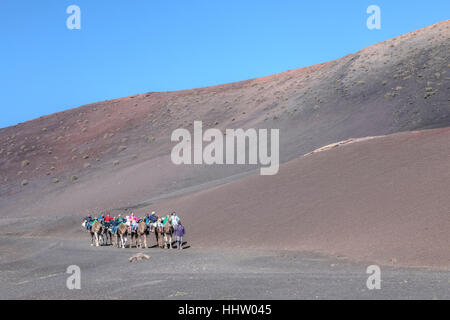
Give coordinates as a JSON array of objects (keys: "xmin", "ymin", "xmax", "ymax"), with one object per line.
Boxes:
[
  {"xmin": 155, "ymin": 231, "xmax": 161, "ymax": 249},
  {"xmin": 95, "ymin": 233, "xmax": 99, "ymax": 247},
  {"xmin": 90, "ymin": 233, "xmax": 94, "ymax": 246},
  {"xmin": 158, "ymin": 233, "xmax": 162, "ymax": 248},
  {"xmin": 169, "ymin": 235, "xmax": 172, "ymax": 249},
  {"xmin": 144, "ymin": 234, "xmax": 147, "ymax": 249}
]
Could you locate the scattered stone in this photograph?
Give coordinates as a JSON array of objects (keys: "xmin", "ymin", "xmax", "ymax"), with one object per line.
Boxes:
[{"xmin": 129, "ymin": 253, "xmax": 150, "ymax": 263}]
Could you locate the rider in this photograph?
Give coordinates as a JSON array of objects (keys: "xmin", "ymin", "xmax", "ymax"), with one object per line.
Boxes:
[
  {"xmin": 174, "ymin": 220, "xmax": 186, "ymax": 250},
  {"xmin": 104, "ymin": 213, "xmax": 113, "ymax": 224},
  {"xmin": 130, "ymin": 212, "xmax": 138, "ymax": 232},
  {"xmin": 149, "ymin": 211, "xmax": 157, "ymax": 223},
  {"xmin": 162, "ymin": 214, "xmax": 170, "ymax": 226},
  {"xmin": 111, "ymin": 216, "xmax": 119, "ymax": 233},
  {"xmin": 170, "ymin": 211, "xmax": 180, "ymax": 226},
  {"xmin": 154, "ymin": 218, "xmax": 163, "ymax": 230},
  {"xmin": 146, "ymin": 212, "xmax": 157, "ymax": 232},
  {"xmin": 83, "ymin": 214, "xmax": 93, "ymax": 231},
  {"xmin": 103, "ymin": 212, "xmax": 112, "ymax": 229}
]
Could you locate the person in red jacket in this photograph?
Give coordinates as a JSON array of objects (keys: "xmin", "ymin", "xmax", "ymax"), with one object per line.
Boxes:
[
  {"xmin": 103, "ymin": 213, "xmax": 113, "ymax": 229},
  {"xmin": 104, "ymin": 213, "xmax": 113, "ymax": 223}
]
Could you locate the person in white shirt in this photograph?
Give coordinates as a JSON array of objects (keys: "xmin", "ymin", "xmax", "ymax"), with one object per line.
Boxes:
[{"xmin": 170, "ymin": 212, "xmax": 180, "ymax": 226}]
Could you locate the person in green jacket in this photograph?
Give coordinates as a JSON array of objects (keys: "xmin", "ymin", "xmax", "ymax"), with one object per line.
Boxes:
[{"xmin": 162, "ymin": 215, "xmax": 169, "ymax": 225}]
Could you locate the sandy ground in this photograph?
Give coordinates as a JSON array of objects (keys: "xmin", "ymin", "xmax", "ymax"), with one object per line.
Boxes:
[
  {"xmin": 0, "ymin": 128, "xmax": 449, "ymax": 273},
  {"xmin": 150, "ymin": 128, "xmax": 450, "ymax": 269},
  {"xmin": 0, "ymin": 237, "xmax": 449, "ymax": 300}
]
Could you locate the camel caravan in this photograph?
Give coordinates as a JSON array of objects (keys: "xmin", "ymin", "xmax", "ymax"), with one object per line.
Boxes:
[{"xmin": 81, "ymin": 211, "xmax": 186, "ymax": 250}]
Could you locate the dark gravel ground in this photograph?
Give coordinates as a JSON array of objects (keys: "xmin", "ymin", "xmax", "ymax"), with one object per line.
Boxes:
[{"xmin": 0, "ymin": 237, "xmax": 448, "ymax": 300}]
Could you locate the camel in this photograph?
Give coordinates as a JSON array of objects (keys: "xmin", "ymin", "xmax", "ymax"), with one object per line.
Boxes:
[
  {"xmin": 90, "ymin": 220, "xmax": 102, "ymax": 247},
  {"xmin": 155, "ymin": 225, "xmax": 165, "ymax": 249},
  {"xmin": 128, "ymin": 225, "xmax": 139, "ymax": 249},
  {"xmin": 116, "ymin": 223, "xmax": 129, "ymax": 249},
  {"xmin": 154, "ymin": 225, "xmax": 162, "ymax": 248},
  {"xmin": 101, "ymin": 224, "xmax": 113, "ymax": 246},
  {"xmin": 135, "ymin": 220, "xmax": 149, "ymax": 249},
  {"xmin": 162, "ymin": 219, "xmax": 174, "ymax": 249}
]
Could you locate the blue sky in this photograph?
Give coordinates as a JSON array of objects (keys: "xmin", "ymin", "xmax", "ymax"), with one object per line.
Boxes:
[{"xmin": 0, "ymin": 0, "xmax": 449, "ymax": 128}]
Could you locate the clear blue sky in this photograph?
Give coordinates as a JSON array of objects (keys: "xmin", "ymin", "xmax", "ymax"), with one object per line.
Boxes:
[{"xmin": 0, "ymin": 0, "xmax": 449, "ymax": 128}]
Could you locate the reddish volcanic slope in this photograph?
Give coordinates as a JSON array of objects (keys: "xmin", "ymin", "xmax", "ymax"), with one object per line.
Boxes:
[
  {"xmin": 0, "ymin": 20, "xmax": 448, "ymax": 218},
  {"xmin": 153, "ymin": 128, "xmax": 450, "ymax": 268}
]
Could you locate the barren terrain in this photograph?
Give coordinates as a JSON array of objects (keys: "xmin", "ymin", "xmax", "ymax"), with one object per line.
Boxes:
[{"xmin": 0, "ymin": 21, "xmax": 449, "ymax": 299}]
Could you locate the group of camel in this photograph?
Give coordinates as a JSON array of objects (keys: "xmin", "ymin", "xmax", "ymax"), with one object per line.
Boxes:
[{"xmin": 83, "ymin": 219, "xmax": 175, "ymax": 249}]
